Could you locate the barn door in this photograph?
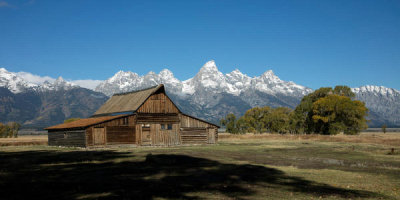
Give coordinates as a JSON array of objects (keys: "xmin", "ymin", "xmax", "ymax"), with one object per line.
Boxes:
[
  {"xmin": 208, "ymin": 128, "xmax": 215, "ymax": 144},
  {"xmin": 141, "ymin": 127, "xmax": 151, "ymax": 146},
  {"xmin": 93, "ymin": 128, "xmax": 105, "ymax": 145}
]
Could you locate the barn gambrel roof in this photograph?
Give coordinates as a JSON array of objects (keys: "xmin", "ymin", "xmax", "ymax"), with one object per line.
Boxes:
[{"xmin": 92, "ymin": 84, "xmax": 180, "ymax": 117}]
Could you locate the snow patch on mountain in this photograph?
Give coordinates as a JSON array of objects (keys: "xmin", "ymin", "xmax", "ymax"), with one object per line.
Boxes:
[
  {"xmin": 0, "ymin": 68, "xmax": 78, "ymax": 92},
  {"xmin": 352, "ymin": 85, "xmax": 399, "ymax": 97},
  {"xmin": 0, "ymin": 68, "xmax": 36, "ymax": 93},
  {"xmin": 95, "ymin": 60, "xmax": 313, "ymax": 98},
  {"xmin": 38, "ymin": 77, "xmax": 78, "ymax": 91}
]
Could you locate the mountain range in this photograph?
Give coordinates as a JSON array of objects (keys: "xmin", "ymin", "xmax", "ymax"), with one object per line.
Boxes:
[{"xmin": 0, "ymin": 61, "xmax": 399, "ymax": 128}]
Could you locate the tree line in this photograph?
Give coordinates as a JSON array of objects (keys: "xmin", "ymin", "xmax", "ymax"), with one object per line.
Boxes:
[
  {"xmin": 0, "ymin": 122, "xmax": 21, "ymax": 138},
  {"xmin": 220, "ymin": 86, "xmax": 369, "ymax": 135}
]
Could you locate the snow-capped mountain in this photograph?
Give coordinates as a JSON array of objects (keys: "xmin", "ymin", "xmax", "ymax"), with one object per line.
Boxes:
[
  {"xmin": 37, "ymin": 77, "xmax": 78, "ymax": 91},
  {"xmin": 0, "ymin": 68, "xmax": 107, "ymax": 127},
  {"xmin": 0, "ymin": 68, "xmax": 36, "ymax": 93},
  {"xmin": 96, "ymin": 60, "xmax": 312, "ymax": 98},
  {"xmin": 0, "ymin": 68, "xmax": 77, "ymax": 92},
  {"xmin": 352, "ymin": 85, "xmax": 400, "ymax": 126},
  {"xmin": 95, "ymin": 69, "xmax": 184, "ymax": 96}
]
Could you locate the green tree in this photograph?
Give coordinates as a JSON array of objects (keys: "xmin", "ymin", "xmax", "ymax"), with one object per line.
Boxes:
[
  {"xmin": 333, "ymin": 85, "xmax": 355, "ymax": 98},
  {"xmin": 64, "ymin": 118, "xmax": 81, "ymax": 124},
  {"xmin": 236, "ymin": 117, "xmax": 248, "ymax": 134},
  {"xmin": 242, "ymin": 107, "xmax": 271, "ymax": 134},
  {"xmin": 293, "ymin": 87, "xmax": 333, "ymax": 134},
  {"xmin": 312, "ymin": 95, "xmax": 368, "ymax": 135},
  {"xmin": 220, "ymin": 113, "xmax": 239, "ymax": 134},
  {"xmin": 4, "ymin": 122, "xmax": 20, "ymax": 138},
  {"xmin": 382, "ymin": 124, "xmax": 387, "ymax": 133},
  {"xmin": 292, "ymin": 86, "xmax": 359, "ymax": 134},
  {"xmin": 0, "ymin": 123, "xmax": 6, "ymax": 138},
  {"xmin": 267, "ymin": 107, "xmax": 292, "ymax": 134},
  {"xmin": 288, "ymin": 111, "xmax": 305, "ymax": 134}
]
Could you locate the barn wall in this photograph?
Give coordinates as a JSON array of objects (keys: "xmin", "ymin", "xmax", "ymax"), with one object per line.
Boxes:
[
  {"xmin": 179, "ymin": 114, "xmax": 218, "ymax": 144},
  {"xmin": 137, "ymin": 113, "xmax": 179, "ymax": 123},
  {"xmin": 106, "ymin": 126, "xmax": 135, "ymax": 144},
  {"xmin": 86, "ymin": 115, "xmax": 137, "ymax": 146},
  {"xmin": 136, "ymin": 116, "xmax": 181, "ymax": 146},
  {"xmin": 137, "ymin": 92, "xmax": 179, "ymax": 113},
  {"xmin": 48, "ymin": 130, "xmax": 86, "ymax": 147},
  {"xmin": 180, "ymin": 128, "xmax": 207, "ymax": 144},
  {"xmin": 145, "ymin": 123, "xmax": 180, "ymax": 146},
  {"xmin": 180, "ymin": 114, "xmax": 215, "ymax": 128}
]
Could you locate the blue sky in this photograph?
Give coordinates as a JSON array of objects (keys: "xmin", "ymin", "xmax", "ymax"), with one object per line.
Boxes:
[{"xmin": 0, "ymin": 0, "xmax": 399, "ymax": 90}]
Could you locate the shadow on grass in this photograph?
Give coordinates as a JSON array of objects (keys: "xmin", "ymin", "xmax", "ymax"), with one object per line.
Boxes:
[{"xmin": 0, "ymin": 150, "xmax": 386, "ymax": 200}]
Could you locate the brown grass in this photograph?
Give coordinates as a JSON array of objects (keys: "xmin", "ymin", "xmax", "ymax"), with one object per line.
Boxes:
[
  {"xmin": 219, "ymin": 132, "xmax": 400, "ymax": 146},
  {"xmin": 0, "ymin": 135, "xmax": 48, "ymax": 146},
  {"xmin": 1, "ymin": 132, "xmax": 399, "ymax": 147}
]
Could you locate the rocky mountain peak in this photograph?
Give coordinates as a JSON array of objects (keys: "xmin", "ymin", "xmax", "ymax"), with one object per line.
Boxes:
[
  {"xmin": 55, "ymin": 76, "xmax": 66, "ymax": 83},
  {"xmin": 199, "ymin": 60, "xmax": 219, "ymax": 73},
  {"xmin": 261, "ymin": 70, "xmax": 279, "ymax": 80},
  {"xmin": 352, "ymin": 85, "xmax": 399, "ymax": 96},
  {"xmin": 0, "ymin": 67, "xmax": 34, "ymax": 93},
  {"xmin": 109, "ymin": 70, "xmax": 139, "ymax": 82},
  {"xmin": 159, "ymin": 69, "xmax": 174, "ymax": 78}
]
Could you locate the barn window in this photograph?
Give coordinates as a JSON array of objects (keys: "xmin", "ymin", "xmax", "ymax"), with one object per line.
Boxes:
[
  {"xmin": 122, "ymin": 117, "xmax": 129, "ymax": 125},
  {"xmin": 142, "ymin": 124, "xmax": 150, "ymax": 128},
  {"xmin": 160, "ymin": 124, "xmax": 172, "ymax": 130},
  {"xmin": 63, "ymin": 132, "xmax": 68, "ymax": 138}
]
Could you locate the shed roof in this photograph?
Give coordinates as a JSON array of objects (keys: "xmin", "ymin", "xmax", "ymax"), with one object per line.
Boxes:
[
  {"xmin": 45, "ymin": 114, "xmax": 128, "ymax": 130},
  {"xmin": 92, "ymin": 84, "xmax": 164, "ymax": 116}
]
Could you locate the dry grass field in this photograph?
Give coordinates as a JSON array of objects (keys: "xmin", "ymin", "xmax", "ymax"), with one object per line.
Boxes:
[
  {"xmin": 0, "ymin": 135, "xmax": 47, "ymax": 146},
  {"xmin": 220, "ymin": 132, "xmax": 400, "ymax": 146},
  {"xmin": 0, "ymin": 132, "xmax": 399, "ymax": 199}
]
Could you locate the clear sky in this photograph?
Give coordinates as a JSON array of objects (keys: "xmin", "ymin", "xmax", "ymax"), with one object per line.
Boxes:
[{"xmin": 0, "ymin": 0, "xmax": 399, "ymax": 90}]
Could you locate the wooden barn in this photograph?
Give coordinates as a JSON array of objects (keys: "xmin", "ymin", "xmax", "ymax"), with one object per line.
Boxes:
[{"xmin": 45, "ymin": 84, "xmax": 219, "ymax": 147}]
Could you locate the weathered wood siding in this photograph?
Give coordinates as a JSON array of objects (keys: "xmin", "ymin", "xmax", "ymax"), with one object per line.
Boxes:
[
  {"xmin": 48, "ymin": 130, "xmax": 86, "ymax": 147},
  {"xmin": 180, "ymin": 114, "xmax": 218, "ymax": 144},
  {"xmin": 137, "ymin": 113, "xmax": 179, "ymax": 123},
  {"xmin": 86, "ymin": 128, "xmax": 93, "ymax": 146},
  {"xmin": 86, "ymin": 115, "xmax": 137, "ymax": 146},
  {"xmin": 137, "ymin": 92, "xmax": 179, "ymax": 113},
  {"xmin": 180, "ymin": 127, "xmax": 208, "ymax": 144},
  {"xmin": 93, "ymin": 127, "xmax": 105, "ymax": 145},
  {"xmin": 106, "ymin": 126, "xmax": 135, "ymax": 144},
  {"xmin": 180, "ymin": 114, "xmax": 214, "ymax": 128},
  {"xmin": 136, "ymin": 123, "xmax": 180, "ymax": 146}
]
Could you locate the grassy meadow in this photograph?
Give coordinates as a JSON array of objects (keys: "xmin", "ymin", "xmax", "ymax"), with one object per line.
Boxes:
[{"xmin": 0, "ymin": 133, "xmax": 399, "ymax": 199}]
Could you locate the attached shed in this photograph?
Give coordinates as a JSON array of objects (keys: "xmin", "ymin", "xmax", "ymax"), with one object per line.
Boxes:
[{"xmin": 45, "ymin": 84, "xmax": 219, "ymax": 147}]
